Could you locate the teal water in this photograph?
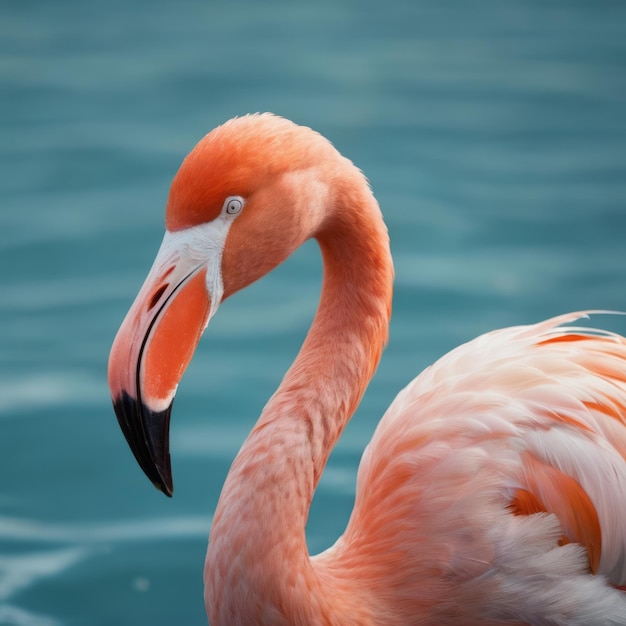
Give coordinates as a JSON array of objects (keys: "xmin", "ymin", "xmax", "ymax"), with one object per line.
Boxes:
[{"xmin": 2, "ymin": 1, "xmax": 626, "ymax": 624}]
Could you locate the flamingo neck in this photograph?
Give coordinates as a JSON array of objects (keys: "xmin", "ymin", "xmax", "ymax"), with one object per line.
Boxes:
[{"xmin": 204, "ymin": 171, "xmax": 393, "ymax": 624}]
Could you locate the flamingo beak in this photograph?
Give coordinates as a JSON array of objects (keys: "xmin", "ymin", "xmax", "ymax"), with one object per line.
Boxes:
[{"xmin": 108, "ymin": 234, "xmax": 213, "ymax": 496}]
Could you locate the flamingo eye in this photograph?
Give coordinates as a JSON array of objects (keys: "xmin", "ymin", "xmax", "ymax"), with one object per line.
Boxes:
[{"xmin": 224, "ymin": 196, "xmax": 244, "ymax": 216}]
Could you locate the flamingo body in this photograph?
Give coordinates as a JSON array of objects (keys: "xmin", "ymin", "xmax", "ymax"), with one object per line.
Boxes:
[
  {"xmin": 323, "ymin": 313, "xmax": 626, "ymax": 624},
  {"xmin": 108, "ymin": 114, "xmax": 626, "ymax": 624}
]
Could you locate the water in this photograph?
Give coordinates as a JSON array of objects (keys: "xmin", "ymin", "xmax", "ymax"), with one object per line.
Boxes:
[{"xmin": 1, "ymin": 0, "xmax": 625, "ymax": 623}]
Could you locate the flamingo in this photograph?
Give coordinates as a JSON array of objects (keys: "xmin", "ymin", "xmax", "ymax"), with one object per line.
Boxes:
[{"xmin": 108, "ymin": 113, "xmax": 626, "ymax": 625}]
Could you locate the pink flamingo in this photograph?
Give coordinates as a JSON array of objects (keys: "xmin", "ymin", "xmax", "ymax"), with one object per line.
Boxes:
[{"xmin": 108, "ymin": 114, "xmax": 626, "ymax": 624}]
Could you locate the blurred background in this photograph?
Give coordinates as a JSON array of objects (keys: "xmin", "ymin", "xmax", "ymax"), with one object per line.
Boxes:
[{"xmin": 1, "ymin": 0, "xmax": 625, "ymax": 624}]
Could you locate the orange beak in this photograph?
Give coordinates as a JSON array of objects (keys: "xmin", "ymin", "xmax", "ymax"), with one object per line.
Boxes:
[{"xmin": 108, "ymin": 233, "xmax": 212, "ymax": 496}]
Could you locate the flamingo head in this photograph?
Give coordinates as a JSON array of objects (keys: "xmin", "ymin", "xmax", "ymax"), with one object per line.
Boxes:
[{"xmin": 107, "ymin": 114, "xmax": 340, "ymax": 495}]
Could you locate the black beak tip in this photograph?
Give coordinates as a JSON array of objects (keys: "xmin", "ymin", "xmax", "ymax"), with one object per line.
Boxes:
[
  {"xmin": 113, "ymin": 391, "xmax": 175, "ymax": 497},
  {"xmin": 153, "ymin": 471, "xmax": 174, "ymax": 498}
]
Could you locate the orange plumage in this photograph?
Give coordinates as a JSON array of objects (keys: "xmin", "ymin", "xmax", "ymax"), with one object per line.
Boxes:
[{"xmin": 108, "ymin": 114, "xmax": 626, "ymax": 624}]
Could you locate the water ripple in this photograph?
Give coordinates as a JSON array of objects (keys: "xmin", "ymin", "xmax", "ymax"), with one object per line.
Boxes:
[
  {"xmin": 0, "ymin": 605, "xmax": 60, "ymax": 626},
  {"xmin": 0, "ymin": 547, "xmax": 86, "ymax": 603},
  {"xmin": 0, "ymin": 515, "xmax": 211, "ymax": 545}
]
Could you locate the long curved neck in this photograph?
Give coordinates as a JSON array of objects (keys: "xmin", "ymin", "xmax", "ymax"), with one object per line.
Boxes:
[{"xmin": 204, "ymin": 172, "xmax": 393, "ymax": 625}]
